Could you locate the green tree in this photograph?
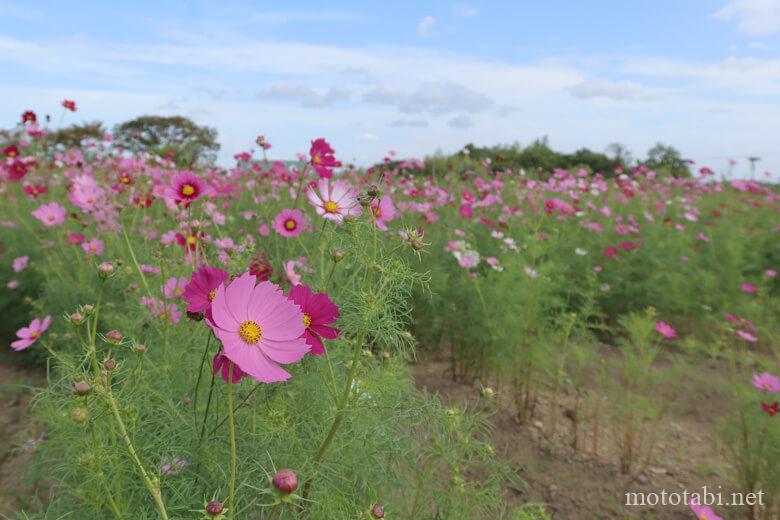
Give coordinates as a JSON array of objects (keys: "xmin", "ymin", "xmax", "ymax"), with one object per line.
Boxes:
[
  {"xmin": 46, "ymin": 121, "xmax": 106, "ymax": 149},
  {"xmin": 113, "ymin": 115, "xmax": 219, "ymax": 167},
  {"xmin": 644, "ymin": 142, "xmax": 690, "ymax": 178}
]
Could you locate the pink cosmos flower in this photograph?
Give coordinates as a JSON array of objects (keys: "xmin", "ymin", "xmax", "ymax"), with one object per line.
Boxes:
[
  {"xmin": 689, "ymin": 500, "xmax": 723, "ymax": 520},
  {"xmin": 11, "ymin": 316, "xmax": 52, "ymax": 351},
  {"xmin": 12, "ymin": 256, "xmax": 29, "ymax": 272},
  {"xmin": 306, "ymin": 178, "xmax": 361, "ymax": 224},
  {"xmin": 32, "ymin": 202, "xmax": 67, "ymax": 227},
  {"xmin": 167, "ymin": 171, "xmax": 205, "ymax": 204},
  {"xmin": 603, "ymin": 246, "xmax": 619, "ymax": 259},
  {"xmin": 164, "ymin": 276, "xmax": 188, "ymax": 299},
  {"xmin": 736, "ymin": 330, "xmax": 758, "ymax": 343},
  {"xmin": 212, "ymin": 350, "xmax": 246, "ymax": 383},
  {"xmin": 765, "ymin": 269, "xmax": 777, "ymax": 278},
  {"xmin": 67, "ymin": 232, "xmax": 85, "ymax": 245},
  {"xmin": 370, "ymin": 195, "xmax": 397, "ymax": 231},
  {"xmin": 287, "ymin": 284, "xmax": 340, "ymax": 356},
  {"xmin": 7, "ymin": 280, "xmax": 20, "ymax": 289},
  {"xmin": 82, "ymin": 238, "xmax": 104, "ymax": 255},
  {"xmin": 272, "ymin": 208, "xmax": 306, "ymax": 238},
  {"xmin": 655, "ymin": 321, "xmax": 677, "ymax": 339},
  {"xmin": 309, "ymin": 138, "xmax": 341, "ymax": 178},
  {"xmin": 140, "ymin": 296, "xmax": 181, "ymax": 323},
  {"xmin": 209, "ymin": 273, "xmax": 309, "ymax": 383},
  {"xmin": 740, "ymin": 283, "xmax": 758, "ymax": 294},
  {"xmin": 182, "ymin": 266, "xmax": 230, "ymax": 313},
  {"xmin": 752, "ymin": 372, "xmax": 780, "ymax": 393}
]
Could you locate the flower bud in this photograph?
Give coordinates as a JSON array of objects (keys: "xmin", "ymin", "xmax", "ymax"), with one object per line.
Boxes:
[
  {"xmin": 72, "ymin": 407, "xmax": 89, "ymax": 423},
  {"xmin": 69, "ymin": 312, "xmax": 85, "ymax": 325},
  {"xmin": 97, "ymin": 261, "xmax": 114, "ymax": 278},
  {"xmin": 332, "ymin": 250, "xmax": 344, "ymax": 263},
  {"xmin": 83, "ymin": 304, "xmax": 95, "ymax": 315},
  {"xmin": 73, "ymin": 381, "xmax": 91, "ymax": 396},
  {"xmin": 133, "ymin": 343, "xmax": 146, "ymax": 353},
  {"xmin": 105, "ymin": 330, "xmax": 124, "ymax": 344},
  {"xmin": 272, "ymin": 468, "xmax": 298, "ymax": 494},
  {"xmin": 103, "ymin": 358, "xmax": 117, "ymax": 371},
  {"xmin": 187, "ymin": 311, "xmax": 204, "ymax": 322},
  {"xmin": 206, "ymin": 500, "xmax": 224, "ymax": 516},
  {"xmin": 371, "ymin": 504, "xmax": 385, "ymax": 518}
]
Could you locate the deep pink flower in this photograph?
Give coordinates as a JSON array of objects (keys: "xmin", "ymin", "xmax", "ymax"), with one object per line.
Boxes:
[
  {"xmin": 182, "ymin": 266, "xmax": 229, "ymax": 313},
  {"xmin": 67, "ymin": 232, "xmax": 85, "ymax": 245},
  {"xmin": 32, "ymin": 202, "xmax": 67, "ymax": 227},
  {"xmin": 689, "ymin": 500, "xmax": 723, "ymax": 520},
  {"xmin": 618, "ymin": 241, "xmax": 638, "ymax": 251},
  {"xmin": 655, "ymin": 321, "xmax": 677, "ymax": 339},
  {"xmin": 740, "ymin": 283, "xmax": 758, "ymax": 294},
  {"xmin": 459, "ymin": 203, "xmax": 473, "ymax": 218},
  {"xmin": 82, "ymin": 238, "xmax": 104, "ymax": 255},
  {"xmin": 272, "ymin": 208, "xmax": 306, "ymax": 238},
  {"xmin": 306, "ymin": 178, "xmax": 361, "ymax": 224},
  {"xmin": 210, "ymin": 273, "xmax": 309, "ymax": 383},
  {"xmin": 11, "ymin": 316, "xmax": 52, "ymax": 351},
  {"xmin": 761, "ymin": 401, "xmax": 779, "ymax": 416},
  {"xmin": 603, "ymin": 246, "xmax": 618, "ymax": 259},
  {"xmin": 752, "ymin": 372, "xmax": 780, "ymax": 393},
  {"xmin": 309, "ymin": 138, "xmax": 341, "ymax": 178},
  {"xmin": 287, "ymin": 284, "xmax": 340, "ymax": 356},
  {"xmin": 62, "ymin": 99, "xmax": 77, "ymax": 112},
  {"xmin": 212, "ymin": 350, "xmax": 246, "ymax": 383},
  {"xmin": 167, "ymin": 171, "xmax": 205, "ymax": 204},
  {"xmin": 371, "ymin": 195, "xmax": 397, "ymax": 231}
]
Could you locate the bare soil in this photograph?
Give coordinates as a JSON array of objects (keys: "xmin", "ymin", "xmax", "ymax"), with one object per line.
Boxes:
[{"xmin": 412, "ymin": 357, "xmax": 738, "ymax": 520}]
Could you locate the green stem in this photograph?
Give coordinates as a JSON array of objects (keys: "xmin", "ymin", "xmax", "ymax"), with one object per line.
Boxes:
[
  {"xmin": 104, "ymin": 387, "xmax": 169, "ymax": 519},
  {"xmin": 227, "ymin": 363, "xmax": 237, "ymax": 520},
  {"xmin": 192, "ymin": 333, "xmax": 212, "ymax": 415}
]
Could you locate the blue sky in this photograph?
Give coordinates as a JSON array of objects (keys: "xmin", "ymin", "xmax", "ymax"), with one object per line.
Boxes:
[{"xmin": 1, "ymin": 0, "xmax": 779, "ymax": 176}]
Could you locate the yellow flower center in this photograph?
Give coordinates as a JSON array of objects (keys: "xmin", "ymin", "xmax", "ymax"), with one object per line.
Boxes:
[
  {"xmin": 181, "ymin": 184, "xmax": 196, "ymax": 196},
  {"xmin": 209, "ymin": 289, "xmax": 217, "ymax": 301},
  {"xmin": 120, "ymin": 176, "xmax": 130, "ymax": 184},
  {"xmin": 303, "ymin": 314, "xmax": 312, "ymax": 328},
  {"xmin": 47, "ymin": 215, "xmax": 55, "ymax": 221},
  {"xmin": 324, "ymin": 201, "xmax": 339, "ymax": 213},
  {"xmin": 284, "ymin": 219, "xmax": 297, "ymax": 230},
  {"xmin": 186, "ymin": 235, "xmax": 197, "ymax": 245},
  {"xmin": 373, "ymin": 206, "xmax": 381, "ymax": 218},
  {"xmin": 701, "ymin": 514, "xmax": 708, "ymax": 520},
  {"xmin": 30, "ymin": 331, "xmax": 39, "ymax": 338},
  {"xmin": 765, "ymin": 382, "xmax": 771, "ymax": 389},
  {"xmin": 313, "ymin": 154, "xmax": 321, "ymax": 164},
  {"xmin": 239, "ymin": 320, "xmax": 262, "ymax": 344}
]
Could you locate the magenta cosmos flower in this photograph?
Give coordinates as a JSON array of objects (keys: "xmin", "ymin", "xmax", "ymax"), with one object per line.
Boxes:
[
  {"xmin": 12, "ymin": 315, "xmax": 52, "ymax": 351},
  {"xmin": 272, "ymin": 208, "xmax": 306, "ymax": 238},
  {"xmin": 306, "ymin": 178, "xmax": 361, "ymax": 224},
  {"xmin": 167, "ymin": 171, "xmax": 205, "ymax": 204},
  {"xmin": 689, "ymin": 500, "xmax": 723, "ymax": 520},
  {"xmin": 182, "ymin": 266, "xmax": 229, "ymax": 313},
  {"xmin": 370, "ymin": 195, "xmax": 397, "ymax": 231},
  {"xmin": 309, "ymin": 138, "xmax": 341, "ymax": 178},
  {"xmin": 82, "ymin": 238, "xmax": 104, "ymax": 255},
  {"xmin": 32, "ymin": 202, "xmax": 67, "ymax": 227},
  {"xmin": 287, "ymin": 284, "xmax": 340, "ymax": 356},
  {"xmin": 210, "ymin": 272, "xmax": 309, "ymax": 383},
  {"xmin": 752, "ymin": 372, "xmax": 780, "ymax": 393},
  {"xmin": 655, "ymin": 321, "xmax": 677, "ymax": 339},
  {"xmin": 213, "ymin": 350, "xmax": 246, "ymax": 383}
]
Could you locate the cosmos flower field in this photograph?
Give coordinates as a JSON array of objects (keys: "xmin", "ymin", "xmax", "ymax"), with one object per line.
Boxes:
[{"xmin": 0, "ymin": 105, "xmax": 778, "ymax": 520}]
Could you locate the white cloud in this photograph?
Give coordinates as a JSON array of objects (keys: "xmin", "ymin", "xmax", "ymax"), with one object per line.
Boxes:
[
  {"xmin": 447, "ymin": 115, "xmax": 474, "ymax": 128},
  {"xmin": 249, "ymin": 10, "xmax": 365, "ymax": 25},
  {"xmin": 453, "ymin": 5, "xmax": 479, "ymax": 17},
  {"xmin": 391, "ymin": 119, "xmax": 429, "ymax": 127},
  {"xmin": 713, "ymin": 0, "xmax": 780, "ymax": 36},
  {"xmin": 258, "ymin": 84, "xmax": 351, "ymax": 108},
  {"xmin": 417, "ymin": 15, "xmax": 438, "ymax": 37},
  {"xmin": 363, "ymin": 82, "xmax": 493, "ymax": 114},
  {"xmin": 567, "ymin": 79, "xmax": 660, "ymax": 102},
  {"xmin": 358, "ymin": 132, "xmax": 379, "ymax": 141}
]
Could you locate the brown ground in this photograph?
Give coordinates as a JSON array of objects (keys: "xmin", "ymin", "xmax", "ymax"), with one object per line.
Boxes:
[
  {"xmin": 0, "ymin": 351, "xmax": 46, "ymax": 517},
  {"xmin": 412, "ymin": 357, "xmax": 738, "ymax": 520}
]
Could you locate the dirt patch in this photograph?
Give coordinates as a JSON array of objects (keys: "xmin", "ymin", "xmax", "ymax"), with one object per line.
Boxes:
[
  {"xmin": 412, "ymin": 358, "xmax": 736, "ymax": 520},
  {"xmin": 0, "ymin": 351, "xmax": 46, "ymax": 517}
]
